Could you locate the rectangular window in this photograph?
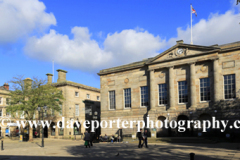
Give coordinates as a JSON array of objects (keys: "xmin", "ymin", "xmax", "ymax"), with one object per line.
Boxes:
[
  {"xmin": 75, "ymin": 92, "xmax": 79, "ymax": 97},
  {"xmin": 75, "ymin": 104, "xmax": 79, "ymax": 116},
  {"xmin": 159, "ymin": 84, "xmax": 168, "ymax": 105},
  {"xmin": 97, "ymin": 96, "xmax": 100, "ymax": 101},
  {"xmin": 200, "ymin": 78, "xmax": 211, "ymax": 101},
  {"xmin": 0, "ymin": 109, "xmax": 2, "ymax": 117},
  {"xmin": 178, "ymin": 81, "xmax": 188, "ymax": 103},
  {"xmin": 224, "ymin": 74, "xmax": 236, "ymax": 99},
  {"xmin": 0, "ymin": 97, "xmax": 2, "ymax": 104},
  {"xmin": 109, "ymin": 91, "xmax": 115, "ymax": 110},
  {"xmin": 141, "ymin": 86, "xmax": 149, "ymax": 106},
  {"xmin": 87, "ymin": 94, "xmax": 90, "ymax": 99},
  {"xmin": 124, "ymin": 88, "xmax": 131, "ymax": 108}
]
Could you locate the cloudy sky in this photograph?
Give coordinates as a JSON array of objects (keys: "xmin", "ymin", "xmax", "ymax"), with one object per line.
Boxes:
[{"xmin": 1, "ymin": 0, "xmax": 240, "ymax": 88}]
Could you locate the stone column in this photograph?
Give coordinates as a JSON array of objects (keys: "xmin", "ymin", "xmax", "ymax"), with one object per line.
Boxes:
[
  {"xmin": 169, "ymin": 66, "xmax": 175, "ymax": 110},
  {"xmin": 213, "ymin": 59, "xmax": 220, "ymax": 102},
  {"xmin": 190, "ymin": 63, "xmax": 197, "ymax": 108},
  {"xmin": 150, "ymin": 70, "xmax": 155, "ymax": 109}
]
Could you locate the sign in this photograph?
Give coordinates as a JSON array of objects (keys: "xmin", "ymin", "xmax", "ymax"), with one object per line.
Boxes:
[{"xmin": 151, "ymin": 134, "xmax": 155, "ymax": 136}]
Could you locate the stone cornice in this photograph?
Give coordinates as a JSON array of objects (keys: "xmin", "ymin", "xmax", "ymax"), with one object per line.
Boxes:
[{"xmin": 52, "ymin": 81, "xmax": 100, "ymax": 93}]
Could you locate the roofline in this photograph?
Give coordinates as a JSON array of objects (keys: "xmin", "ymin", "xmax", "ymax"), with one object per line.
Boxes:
[{"xmin": 51, "ymin": 81, "xmax": 100, "ymax": 93}]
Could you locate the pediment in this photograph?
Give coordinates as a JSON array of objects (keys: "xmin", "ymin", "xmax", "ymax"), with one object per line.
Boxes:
[{"xmin": 148, "ymin": 44, "xmax": 218, "ymax": 64}]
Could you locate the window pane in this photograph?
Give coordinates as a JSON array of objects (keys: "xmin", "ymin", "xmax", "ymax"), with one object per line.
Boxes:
[
  {"xmin": 224, "ymin": 74, "xmax": 235, "ymax": 99},
  {"xmin": 109, "ymin": 91, "xmax": 116, "ymax": 109},
  {"xmin": 124, "ymin": 88, "xmax": 131, "ymax": 108},
  {"xmin": 178, "ymin": 81, "xmax": 188, "ymax": 103},
  {"xmin": 159, "ymin": 84, "xmax": 168, "ymax": 105},
  {"xmin": 141, "ymin": 86, "xmax": 149, "ymax": 106}
]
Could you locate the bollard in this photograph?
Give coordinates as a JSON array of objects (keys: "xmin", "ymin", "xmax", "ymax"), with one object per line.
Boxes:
[
  {"xmin": 1, "ymin": 140, "xmax": 3, "ymax": 150},
  {"xmin": 190, "ymin": 153, "xmax": 195, "ymax": 160}
]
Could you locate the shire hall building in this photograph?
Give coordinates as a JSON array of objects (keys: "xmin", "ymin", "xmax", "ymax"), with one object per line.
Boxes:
[{"xmin": 98, "ymin": 40, "xmax": 240, "ymax": 137}]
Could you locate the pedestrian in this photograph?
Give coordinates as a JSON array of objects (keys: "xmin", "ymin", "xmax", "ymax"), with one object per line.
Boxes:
[
  {"xmin": 110, "ymin": 134, "xmax": 115, "ymax": 143},
  {"xmin": 84, "ymin": 131, "xmax": 91, "ymax": 148},
  {"xmin": 137, "ymin": 129, "xmax": 143, "ymax": 148},
  {"xmin": 89, "ymin": 131, "xmax": 93, "ymax": 147},
  {"xmin": 141, "ymin": 129, "xmax": 148, "ymax": 148}
]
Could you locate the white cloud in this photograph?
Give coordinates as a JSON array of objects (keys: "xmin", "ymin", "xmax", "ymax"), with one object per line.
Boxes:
[
  {"xmin": 24, "ymin": 4, "xmax": 240, "ymax": 72},
  {"xmin": 0, "ymin": 0, "xmax": 56, "ymax": 44},
  {"xmin": 168, "ymin": 10, "xmax": 240, "ymax": 46},
  {"xmin": 24, "ymin": 27, "xmax": 164, "ymax": 72}
]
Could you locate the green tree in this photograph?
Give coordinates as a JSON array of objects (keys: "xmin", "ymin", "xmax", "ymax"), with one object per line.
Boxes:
[{"xmin": 6, "ymin": 75, "xmax": 64, "ymax": 141}]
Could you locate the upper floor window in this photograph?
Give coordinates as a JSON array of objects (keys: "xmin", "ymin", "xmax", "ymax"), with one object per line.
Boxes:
[
  {"xmin": 178, "ymin": 81, "xmax": 188, "ymax": 103},
  {"xmin": 97, "ymin": 96, "xmax": 100, "ymax": 101},
  {"xmin": 224, "ymin": 74, "xmax": 236, "ymax": 99},
  {"xmin": 159, "ymin": 84, "xmax": 168, "ymax": 105},
  {"xmin": 0, "ymin": 109, "xmax": 2, "ymax": 117},
  {"xmin": 86, "ymin": 94, "xmax": 90, "ymax": 99},
  {"xmin": 109, "ymin": 91, "xmax": 115, "ymax": 110},
  {"xmin": 75, "ymin": 92, "xmax": 79, "ymax": 97},
  {"xmin": 141, "ymin": 86, "xmax": 149, "ymax": 106},
  {"xmin": 0, "ymin": 97, "xmax": 2, "ymax": 105},
  {"xmin": 75, "ymin": 104, "xmax": 79, "ymax": 116},
  {"xmin": 124, "ymin": 88, "xmax": 131, "ymax": 108},
  {"xmin": 200, "ymin": 78, "xmax": 211, "ymax": 101}
]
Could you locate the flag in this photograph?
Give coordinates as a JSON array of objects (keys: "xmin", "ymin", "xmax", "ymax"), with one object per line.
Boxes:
[
  {"xmin": 192, "ymin": 7, "xmax": 197, "ymax": 17},
  {"xmin": 237, "ymin": 0, "xmax": 240, "ymax": 5}
]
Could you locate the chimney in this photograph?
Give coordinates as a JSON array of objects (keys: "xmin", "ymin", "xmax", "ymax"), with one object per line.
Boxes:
[
  {"xmin": 23, "ymin": 78, "xmax": 33, "ymax": 90},
  {"xmin": 3, "ymin": 83, "xmax": 9, "ymax": 90},
  {"xmin": 57, "ymin": 69, "xmax": 67, "ymax": 82},
  {"xmin": 46, "ymin": 73, "xmax": 53, "ymax": 84},
  {"xmin": 176, "ymin": 40, "xmax": 184, "ymax": 44}
]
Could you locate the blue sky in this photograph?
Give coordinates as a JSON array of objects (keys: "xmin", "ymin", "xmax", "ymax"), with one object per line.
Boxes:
[{"xmin": 0, "ymin": 0, "xmax": 240, "ymax": 89}]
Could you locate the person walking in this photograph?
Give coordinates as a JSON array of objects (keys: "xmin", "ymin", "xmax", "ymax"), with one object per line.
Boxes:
[
  {"xmin": 137, "ymin": 129, "xmax": 143, "ymax": 148},
  {"xmin": 89, "ymin": 131, "xmax": 93, "ymax": 147},
  {"xmin": 141, "ymin": 129, "xmax": 148, "ymax": 148},
  {"xmin": 84, "ymin": 131, "xmax": 91, "ymax": 148}
]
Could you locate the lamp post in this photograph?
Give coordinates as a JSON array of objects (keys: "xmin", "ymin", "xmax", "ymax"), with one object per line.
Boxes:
[{"xmin": 38, "ymin": 105, "xmax": 47, "ymax": 147}]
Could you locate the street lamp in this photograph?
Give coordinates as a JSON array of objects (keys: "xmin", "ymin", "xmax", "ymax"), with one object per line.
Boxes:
[{"xmin": 38, "ymin": 105, "xmax": 47, "ymax": 147}]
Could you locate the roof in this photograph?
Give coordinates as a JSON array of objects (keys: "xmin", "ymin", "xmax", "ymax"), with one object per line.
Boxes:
[
  {"xmin": 98, "ymin": 58, "xmax": 153, "ymax": 75},
  {"xmin": 98, "ymin": 42, "xmax": 218, "ymax": 76},
  {"xmin": 52, "ymin": 81, "xmax": 100, "ymax": 92},
  {"xmin": 0, "ymin": 86, "xmax": 8, "ymax": 91}
]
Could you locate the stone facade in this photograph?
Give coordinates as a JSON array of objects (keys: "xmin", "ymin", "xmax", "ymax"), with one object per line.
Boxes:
[
  {"xmin": 98, "ymin": 40, "xmax": 240, "ymax": 136},
  {"xmin": 0, "ymin": 83, "xmax": 11, "ymax": 136},
  {"xmin": 45, "ymin": 69, "xmax": 101, "ymax": 139},
  {"xmin": 0, "ymin": 70, "xmax": 100, "ymax": 140}
]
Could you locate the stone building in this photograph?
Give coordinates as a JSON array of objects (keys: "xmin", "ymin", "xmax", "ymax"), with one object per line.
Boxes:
[
  {"xmin": 44, "ymin": 69, "xmax": 101, "ymax": 139},
  {"xmin": 98, "ymin": 40, "xmax": 240, "ymax": 137},
  {"xmin": 0, "ymin": 70, "xmax": 100, "ymax": 140},
  {"xmin": 0, "ymin": 83, "xmax": 11, "ymax": 136}
]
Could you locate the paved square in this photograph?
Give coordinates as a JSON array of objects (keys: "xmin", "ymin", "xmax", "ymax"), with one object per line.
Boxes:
[{"xmin": 0, "ymin": 139, "xmax": 239, "ymax": 160}]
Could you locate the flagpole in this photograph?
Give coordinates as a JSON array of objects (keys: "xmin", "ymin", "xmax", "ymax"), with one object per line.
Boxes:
[{"xmin": 190, "ymin": 4, "xmax": 193, "ymax": 44}]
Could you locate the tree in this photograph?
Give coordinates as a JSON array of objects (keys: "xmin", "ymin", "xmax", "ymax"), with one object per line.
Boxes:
[{"xmin": 6, "ymin": 75, "xmax": 64, "ymax": 141}]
